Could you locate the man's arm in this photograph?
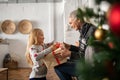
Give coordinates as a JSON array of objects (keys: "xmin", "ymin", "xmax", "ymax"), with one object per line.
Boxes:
[
  {"xmin": 70, "ymin": 51, "xmax": 81, "ymax": 60},
  {"xmin": 63, "ymin": 42, "xmax": 79, "ymax": 52},
  {"xmin": 70, "ymin": 45, "xmax": 79, "ymax": 52},
  {"xmin": 54, "ymin": 48, "xmax": 81, "ymax": 61}
]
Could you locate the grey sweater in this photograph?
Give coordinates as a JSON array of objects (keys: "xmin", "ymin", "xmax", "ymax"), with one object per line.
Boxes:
[{"xmin": 29, "ymin": 44, "xmax": 52, "ymax": 79}]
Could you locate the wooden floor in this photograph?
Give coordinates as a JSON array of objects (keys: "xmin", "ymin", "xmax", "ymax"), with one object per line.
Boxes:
[{"xmin": 0, "ymin": 68, "xmax": 60, "ymax": 80}]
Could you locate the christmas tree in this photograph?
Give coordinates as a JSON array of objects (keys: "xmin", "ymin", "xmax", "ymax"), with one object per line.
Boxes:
[{"xmin": 76, "ymin": 0, "xmax": 120, "ymax": 80}]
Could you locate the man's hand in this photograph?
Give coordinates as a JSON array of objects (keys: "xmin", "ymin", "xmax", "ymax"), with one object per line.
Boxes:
[
  {"xmin": 63, "ymin": 42, "xmax": 70, "ymax": 49},
  {"xmin": 54, "ymin": 48, "xmax": 71, "ymax": 58}
]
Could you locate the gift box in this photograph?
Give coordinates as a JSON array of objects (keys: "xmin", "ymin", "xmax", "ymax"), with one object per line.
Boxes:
[{"xmin": 44, "ymin": 48, "xmax": 67, "ymax": 68}]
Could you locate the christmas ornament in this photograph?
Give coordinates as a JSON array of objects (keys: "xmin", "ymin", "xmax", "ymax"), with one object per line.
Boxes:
[
  {"xmin": 102, "ymin": 77, "xmax": 109, "ymax": 80},
  {"xmin": 108, "ymin": 42, "xmax": 114, "ymax": 49},
  {"xmin": 94, "ymin": 26, "xmax": 105, "ymax": 41},
  {"xmin": 108, "ymin": 3, "xmax": 120, "ymax": 37}
]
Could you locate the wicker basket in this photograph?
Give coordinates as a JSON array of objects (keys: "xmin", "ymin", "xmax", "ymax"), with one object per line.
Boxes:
[{"xmin": 4, "ymin": 60, "xmax": 18, "ymax": 69}]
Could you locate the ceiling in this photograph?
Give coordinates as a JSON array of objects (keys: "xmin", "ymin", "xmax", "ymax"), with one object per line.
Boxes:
[{"xmin": 0, "ymin": 0, "xmax": 62, "ymax": 3}]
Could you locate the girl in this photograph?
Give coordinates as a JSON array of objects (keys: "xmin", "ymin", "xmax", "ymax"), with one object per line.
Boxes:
[{"xmin": 25, "ymin": 28, "xmax": 57, "ymax": 80}]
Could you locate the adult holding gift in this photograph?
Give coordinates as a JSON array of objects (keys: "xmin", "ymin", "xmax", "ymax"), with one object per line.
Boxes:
[{"xmin": 54, "ymin": 8, "xmax": 96, "ymax": 80}]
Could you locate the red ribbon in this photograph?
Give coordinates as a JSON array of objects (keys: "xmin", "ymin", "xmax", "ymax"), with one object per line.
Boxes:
[
  {"xmin": 52, "ymin": 51, "xmax": 60, "ymax": 65},
  {"xmin": 55, "ymin": 42, "xmax": 61, "ymax": 48}
]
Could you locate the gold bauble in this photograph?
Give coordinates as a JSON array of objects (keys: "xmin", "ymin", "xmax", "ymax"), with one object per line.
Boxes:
[
  {"xmin": 102, "ymin": 77, "xmax": 109, "ymax": 80},
  {"xmin": 94, "ymin": 26, "xmax": 105, "ymax": 41}
]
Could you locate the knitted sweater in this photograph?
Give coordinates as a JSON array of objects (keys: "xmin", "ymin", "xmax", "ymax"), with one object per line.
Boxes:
[{"xmin": 29, "ymin": 44, "xmax": 52, "ymax": 79}]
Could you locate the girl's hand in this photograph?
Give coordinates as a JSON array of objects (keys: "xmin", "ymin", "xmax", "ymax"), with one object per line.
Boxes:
[
  {"xmin": 46, "ymin": 40, "xmax": 54, "ymax": 47},
  {"xmin": 50, "ymin": 42, "xmax": 61, "ymax": 51}
]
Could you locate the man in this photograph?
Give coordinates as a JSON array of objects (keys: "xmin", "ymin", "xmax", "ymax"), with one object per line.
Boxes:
[{"xmin": 54, "ymin": 8, "xmax": 96, "ymax": 80}]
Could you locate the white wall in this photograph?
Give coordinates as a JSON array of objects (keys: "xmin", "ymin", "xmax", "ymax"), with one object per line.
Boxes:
[
  {"xmin": 0, "ymin": 2, "xmax": 64, "ymax": 67},
  {"xmin": 0, "ymin": 44, "xmax": 9, "ymax": 67},
  {"xmin": 54, "ymin": 2, "xmax": 64, "ymax": 42}
]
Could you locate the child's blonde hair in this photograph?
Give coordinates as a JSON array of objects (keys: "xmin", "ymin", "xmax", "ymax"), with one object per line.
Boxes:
[{"xmin": 25, "ymin": 28, "xmax": 43, "ymax": 66}]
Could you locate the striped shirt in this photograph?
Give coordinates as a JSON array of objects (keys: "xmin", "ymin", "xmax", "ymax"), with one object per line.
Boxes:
[{"xmin": 70, "ymin": 23, "xmax": 96, "ymax": 61}]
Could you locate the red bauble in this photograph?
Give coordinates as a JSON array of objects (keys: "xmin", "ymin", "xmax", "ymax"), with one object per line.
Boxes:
[
  {"xmin": 108, "ymin": 42, "xmax": 114, "ymax": 49},
  {"xmin": 108, "ymin": 3, "xmax": 120, "ymax": 37}
]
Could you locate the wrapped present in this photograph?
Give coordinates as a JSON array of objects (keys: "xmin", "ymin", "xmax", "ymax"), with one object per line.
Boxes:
[{"xmin": 44, "ymin": 48, "xmax": 67, "ymax": 68}]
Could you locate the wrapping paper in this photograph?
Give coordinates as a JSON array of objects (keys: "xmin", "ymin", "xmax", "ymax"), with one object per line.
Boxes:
[{"xmin": 44, "ymin": 48, "xmax": 67, "ymax": 68}]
